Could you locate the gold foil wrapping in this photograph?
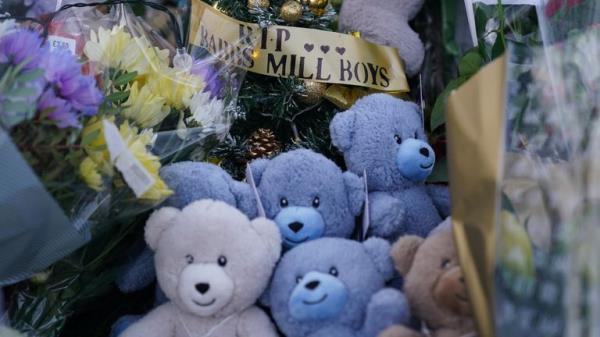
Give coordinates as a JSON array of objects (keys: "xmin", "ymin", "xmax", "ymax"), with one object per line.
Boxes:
[
  {"xmin": 446, "ymin": 55, "xmax": 507, "ymax": 337},
  {"xmin": 189, "ymin": 0, "xmax": 409, "ymax": 92}
]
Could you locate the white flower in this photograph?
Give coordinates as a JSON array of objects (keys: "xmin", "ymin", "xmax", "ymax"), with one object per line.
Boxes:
[
  {"xmin": 186, "ymin": 92, "xmax": 226, "ymax": 129},
  {"xmin": 0, "ymin": 19, "xmax": 16, "ymax": 39},
  {"xmin": 484, "ymin": 18, "xmax": 499, "ymax": 46}
]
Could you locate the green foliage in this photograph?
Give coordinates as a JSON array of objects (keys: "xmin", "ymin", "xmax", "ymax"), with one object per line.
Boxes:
[
  {"xmin": 0, "ymin": 62, "xmax": 44, "ymax": 129},
  {"xmin": 205, "ymin": 0, "xmax": 342, "ymax": 176}
]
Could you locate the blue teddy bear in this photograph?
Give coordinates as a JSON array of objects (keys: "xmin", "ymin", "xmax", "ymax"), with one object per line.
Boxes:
[
  {"xmin": 249, "ymin": 149, "xmax": 364, "ymax": 249},
  {"xmin": 330, "ymin": 94, "xmax": 450, "ymax": 242},
  {"xmin": 111, "ymin": 162, "xmax": 256, "ymax": 336},
  {"xmin": 264, "ymin": 237, "xmax": 411, "ymax": 337}
]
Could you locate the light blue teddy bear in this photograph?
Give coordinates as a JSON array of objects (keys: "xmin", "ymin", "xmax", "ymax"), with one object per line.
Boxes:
[
  {"xmin": 264, "ymin": 237, "xmax": 411, "ymax": 337},
  {"xmin": 249, "ymin": 149, "xmax": 364, "ymax": 249},
  {"xmin": 330, "ymin": 94, "xmax": 450, "ymax": 242}
]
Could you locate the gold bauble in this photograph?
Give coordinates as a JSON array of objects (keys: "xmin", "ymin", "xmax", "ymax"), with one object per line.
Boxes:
[
  {"xmin": 301, "ymin": 0, "xmax": 328, "ymax": 15},
  {"xmin": 280, "ymin": 0, "xmax": 303, "ymax": 23},
  {"xmin": 247, "ymin": 0, "xmax": 270, "ymax": 10},
  {"xmin": 298, "ymin": 80, "xmax": 328, "ymax": 105}
]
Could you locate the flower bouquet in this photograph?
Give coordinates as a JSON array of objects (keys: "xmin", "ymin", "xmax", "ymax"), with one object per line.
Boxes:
[{"xmin": 2, "ymin": 2, "xmax": 249, "ymax": 334}]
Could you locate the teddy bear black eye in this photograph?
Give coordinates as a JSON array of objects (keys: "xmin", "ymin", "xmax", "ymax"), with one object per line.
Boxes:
[
  {"xmin": 312, "ymin": 196, "xmax": 320, "ymax": 208},
  {"xmin": 186, "ymin": 254, "xmax": 194, "ymax": 264},
  {"xmin": 329, "ymin": 267, "xmax": 339, "ymax": 277},
  {"xmin": 441, "ymin": 259, "xmax": 451, "ymax": 269},
  {"xmin": 394, "ymin": 134, "xmax": 402, "ymax": 144},
  {"xmin": 280, "ymin": 197, "xmax": 289, "ymax": 208},
  {"xmin": 296, "ymin": 276, "xmax": 303, "ymax": 284},
  {"xmin": 218, "ymin": 255, "xmax": 228, "ymax": 267}
]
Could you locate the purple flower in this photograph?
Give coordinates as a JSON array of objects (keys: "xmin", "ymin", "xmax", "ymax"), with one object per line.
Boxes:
[
  {"xmin": 191, "ymin": 60, "xmax": 222, "ymax": 98},
  {"xmin": 41, "ymin": 48, "xmax": 103, "ymax": 119},
  {"xmin": 38, "ymin": 88, "xmax": 79, "ymax": 128},
  {"xmin": 0, "ymin": 29, "xmax": 46, "ymax": 69}
]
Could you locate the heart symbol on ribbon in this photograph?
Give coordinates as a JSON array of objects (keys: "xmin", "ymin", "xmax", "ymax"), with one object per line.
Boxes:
[
  {"xmin": 304, "ymin": 43, "xmax": 315, "ymax": 52},
  {"xmin": 335, "ymin": 47, "xmax": 346, "ymax": 55},
  {"xmin": 320, "ymin": 45, "xmax": 330, "ymax": 54}
]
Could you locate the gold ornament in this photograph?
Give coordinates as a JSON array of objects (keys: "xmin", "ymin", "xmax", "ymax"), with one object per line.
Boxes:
[
  {"xmin": 305, "ymin": 0, "xmax": 328, "ymax": 15},
  {"xmin": 297, "ymin": 80, "xmax": 328, "ymax": 105},
  {"xmin": 247, "ymin": 129, "xmax": 282, "ymax": 160},
  {"xmin": 280, "ymin": 0, "xmax": 303, "ymax": 23},
  {"xmin": 247, "ymin": 0, "xmax": 270, "ymax": 10}
]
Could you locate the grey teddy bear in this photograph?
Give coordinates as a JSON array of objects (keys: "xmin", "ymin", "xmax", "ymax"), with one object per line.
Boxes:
[
  {"xmin": 339, "ymin": 0, "xmax": 425, "ymax": 76},
  {"xmin": 263, "ymin": 237, "xmax": 411, "ymax": 337},
  {"xmin": 120, "ymin": 200, "xmax": 281, "ymax": 337},
  {"xmin": 112, "ymin": 162, "xmax": 257, "ymax": 336},
  {"xmin": 330, "ymin": 94, "xmax": 450, "ymax": 242}
]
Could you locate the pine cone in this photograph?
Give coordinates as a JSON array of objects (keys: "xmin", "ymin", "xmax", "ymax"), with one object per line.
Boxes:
[{"xmin": 246, "ymin": 129, "xmax": 281, "ymax": 160}]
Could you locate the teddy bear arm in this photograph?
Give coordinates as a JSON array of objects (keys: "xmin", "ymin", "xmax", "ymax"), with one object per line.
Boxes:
[
  {"xmin": 425, "ymin": 185, "xmax": 451, "ymax": 218},
  {"xmin": 120, "ymin": 304, "xmax": 175, "ymax": 337},
  {"xmin": 368, "ymin": 192, "xmax": 406, "ymax": 239},
  {"xmin": 115, "ymin": 246, "xmax": 157, "ymax": 293},
  {"xmin": 378, "ymin": 325, "xmax": 424, "ymax": 337},
  {"xmin": 236, "ymin": 306, "xmax": 279, "ymax": 337},
  {"xmin": 362, "ymin": 288, "xmax": 411, "ymax": 337}
]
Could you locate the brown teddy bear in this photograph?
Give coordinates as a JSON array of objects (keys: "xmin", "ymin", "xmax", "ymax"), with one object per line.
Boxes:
[{"xmin": 379, "ymin": 219, "xmax": 475, "ymax": 337}]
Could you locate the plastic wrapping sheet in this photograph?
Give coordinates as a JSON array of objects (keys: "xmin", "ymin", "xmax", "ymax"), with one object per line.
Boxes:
[
  {"xmin": 495, "ymin": 25, "xmax": 600, "ymax": 337},
  {"xmin": 0, "ymin": 1, "xmax": 252, "ymax": 286}
]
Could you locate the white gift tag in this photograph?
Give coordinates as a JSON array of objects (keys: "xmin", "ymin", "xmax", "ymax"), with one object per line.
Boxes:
[
  {"xmin": 464, "ymin": 0, "xmax": 542, "ymax": 46},
  {"xmin": 48, "ymin": 35, "xmax": 77, "ymax": 55},
  {"xmin": 103, "ymin": 120, "xmax": 155, "ymax": 198}
]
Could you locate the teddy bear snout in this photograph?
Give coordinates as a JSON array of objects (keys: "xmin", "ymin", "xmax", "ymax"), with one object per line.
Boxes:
[
  {"xmin": 288, "ymin": 271, "xmax": 349, "ymax": 321},
  {"xmin": 305, "ymin": 280, "xmax": 320, "ymax": 290},
  {"xmin": 195, "ymin": 282, "xmax": 210, "ymax": 294},
  {"xmin": 177, "ymin": 263, "xmax": 235, "ymax": 316},
  {"xmin": 395, "ymin": 138, "xmax": 436, "ymax": 182},
  {"xmin": 433, "ymin": 266, "xmax": 472, "ymax": 316},
  {"xmin": 274, "ymin": 207, "xmax": 326, "ymax": 248}
]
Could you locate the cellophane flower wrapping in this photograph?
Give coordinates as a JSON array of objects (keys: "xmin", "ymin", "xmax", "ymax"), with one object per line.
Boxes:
[
  {"xmin": 495, "ymin": 20, "xmax": 600, "ymax": 337},
  {"xmin": 3, "ymin": 3, "xmax": 250, "ymax": 336}
]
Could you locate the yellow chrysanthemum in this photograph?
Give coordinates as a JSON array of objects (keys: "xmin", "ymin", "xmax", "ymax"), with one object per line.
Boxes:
[
  {"xmin": 118, "ymin": 122, "xmax": 173, "ymax": 201},
  {"xmin": 84, "ymin": 26, "xmax": 169, "ymax": 77},
  {"xmin": 79, "ymin": 156, "xmax": 104, "ymax": 191},
  {"xmin": 123, "ymin": 82, "xmax": 170, "ymax": 128},
  {"xmin": 146, "ymin": 66, "xmax": 205, "ymax": 110},
  {"xmin": 81, "ymin": 117, "xmax": 114, "ymax": 175}
]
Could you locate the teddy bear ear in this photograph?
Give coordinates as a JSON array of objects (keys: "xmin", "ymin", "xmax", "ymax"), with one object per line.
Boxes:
[
  {"xmin": 362, "ymin": 238, "xmax": 395, "ymax": 281},
  {"xmin": 250, "ymin": 217, "xmax": 282, "ymax": 264},
  {"xmin": 229, "ymin": 180, "xmax": 258, "ymax": 219},
  {"xmin": 145, "ymin": 207, "xmax": 180, "ymax": 251},
  {"xmin": 248, "ymin": 158, "xmax": 270, "ymax": 186},
  {"xmin": 343, "ymin": 171, "xmax": 365, "ymax": 216},
  {"xmin": 391, "ymin": 235, "xmax": 424, "ymax": 277},
  {"xmin": 330, "ymin": 109, "xmax": 356, "ymax": 152}
]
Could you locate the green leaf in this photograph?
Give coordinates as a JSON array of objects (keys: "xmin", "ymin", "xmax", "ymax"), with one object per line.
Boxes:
[
  {"xmin": 4, "ymin": 86, "xmax": 39, "ymax": 97},
  {"xmin": 441, "ymin": 0, "xmax": 460, "ymax": 57},
  {"xmin": 104, "ymin": 91, "xmax": 130, "ymax": 103},
  {"xmin": 18, "ymin": 68, "xmax": 45, "ymax": 82},
  {"xmin": 491, "ymin": 34, "xmax": 506, "ymax": 59},
  {"xmin": 81, "ymin": 129, "xmax": 100, "ymax": 146},
  {"xmin": 430, "ymin": 77, "xmax": 467, "ymax": 131},
  {"xmin": 428, "ymin": 156, "xmax": 448, "ymax": 183},
  {"xmin": 458, "ymin": 51, "xmax": 483, "ymax": 77},
  {"xmin": 112, "ymin": 71, "xmax": 138, "ymax": 87}
]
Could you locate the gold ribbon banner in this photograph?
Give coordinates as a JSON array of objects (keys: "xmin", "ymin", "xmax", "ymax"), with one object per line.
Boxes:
[{"xmin": 189, "ymin": 0, "xmax": 409, "ymax": 92}]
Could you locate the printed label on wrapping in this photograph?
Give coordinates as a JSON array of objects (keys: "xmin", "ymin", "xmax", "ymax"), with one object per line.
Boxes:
[
  {"xmin": 48, "ymin": 35, "xmax": 77, "ymax": 55},
  {"xmin": 189, "ymin": 0, "xmax": 409, "ymax": 92},
  {"xmin": 102, "ymin": 120, "xmax": 155, "ymax": 197}
]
